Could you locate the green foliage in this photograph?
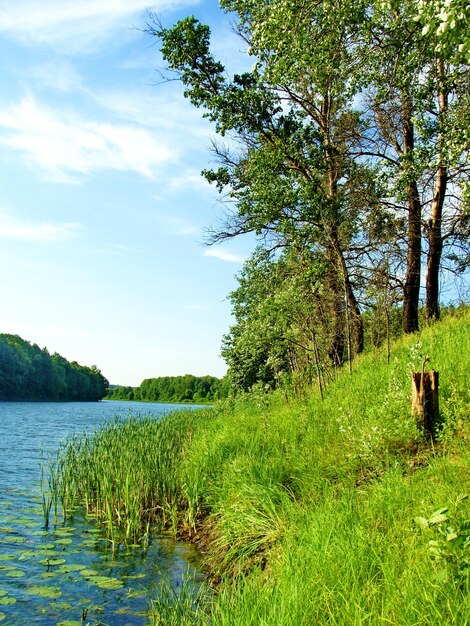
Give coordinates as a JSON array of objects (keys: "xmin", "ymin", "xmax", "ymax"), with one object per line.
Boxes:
[
  {"xmin": 414, "ymin": 494, "xmax": 469, "ymax": 587},
  {"xmin": 151, "ymin": 0, "xmax": 469, "ymax": 361},
  {"xmin": 105, "ymin": 374, "xmax": 228, "ymax": 403},
  {"xmin": 0, "ymin": 334, "xmax": 108, "ymax": 401}
]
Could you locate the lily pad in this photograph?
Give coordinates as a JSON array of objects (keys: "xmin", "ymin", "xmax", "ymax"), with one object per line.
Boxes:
[
  {"xmin": 4, "ymin": 569, "xmax": 25, "ymax": 578},
  {"xmin": 79, "ymin": 569, "xmax": 99, "ymax": 577},
  {"xmin": 127, "ymin": 588, "xmax": 147, "ymax": 598},
  {"xmin": 0, "ymin": 556, "xmax": 14, "ymax": 562},
  {"xmin": 56, "ymin": 563, "xmax": 84, "ymax": 573},
  {"xmin": 1, "ymin": 536, "xmax": 26, "ymax": 544},
  {"xmin": 56, "ymin": 538, "xmax": 73, "ymax": 545},
  {"xmin": 39, "ymin": 558, "xmax": 67, "ymax": 567},
  {"xmin": 26, "ymin": 585, "xmax": 62, "ymax": 599},
  {"xmin": 0, "ymin": 592, "xmax": 7, "ymax": 598},
  {"xmin": 49, "ymin": 601, "xmax": 72, "ymax": 611},
  {"xmin": 0, "ymin": 596, "xmax": 16, "ymax": 606},
  {"xmin": 87, "ymin": 575, "xmax": 123, "ymax": 590},
  {"xmin": 40, "ymin": 572, "xmax": 59, "ymax": 580},
  {"xmin": 0, "ymin": 611, "xmax": 5, "ymax": 622},
  {"xmin": 37, "ymin": 543, "xmax": 55, "ymax": 549},
  {"xmin": 57, "ymin": 621, "xmax": 82, "ymax": 626}
]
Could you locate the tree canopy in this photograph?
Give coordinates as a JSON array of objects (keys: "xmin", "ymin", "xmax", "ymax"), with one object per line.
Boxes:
[
  {"xmin": 106, "ymin": 375, "xmax": 228, "ymax": 403},
  {"xmin": 0, "ymin": 334, "xmax": 109, "ymax": 402},
  {"xmin": 149, "ymin": 0, "xmax": 469, "ymax": 394}
]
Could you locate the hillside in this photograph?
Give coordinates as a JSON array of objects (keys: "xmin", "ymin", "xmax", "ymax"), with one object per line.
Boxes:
[{"xmin": 54, "ymin": 311, "xmax": 469, "ymax": 624}]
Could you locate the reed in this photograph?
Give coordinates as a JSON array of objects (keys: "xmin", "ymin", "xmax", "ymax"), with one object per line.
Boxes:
[{"xmin": 47, "ymin": 409, "xmax": 212, "ymax": 545}]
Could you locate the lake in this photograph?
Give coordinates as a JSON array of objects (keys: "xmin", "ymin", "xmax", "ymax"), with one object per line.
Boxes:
[{"xmin": 0, "ymin": 400, "xmax": 204, "ymax": 625}]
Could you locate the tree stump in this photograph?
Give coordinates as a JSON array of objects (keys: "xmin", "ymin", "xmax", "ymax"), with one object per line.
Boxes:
[{"xmin": 411, "ymin": 356, "xmax": 439, "ymax": 439}]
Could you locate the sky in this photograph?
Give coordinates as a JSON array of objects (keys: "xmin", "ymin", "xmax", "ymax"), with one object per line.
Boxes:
[{"xmin": 0, "ymin": 0, "xmax": 255, "ymax": 386}]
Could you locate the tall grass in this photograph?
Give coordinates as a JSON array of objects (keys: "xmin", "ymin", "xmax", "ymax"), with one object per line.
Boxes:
[
  {"xmin": 49, "ymin": 312, "xmax": 470, "ymax": 624},
  {"xmin": 48, "ymin": 409, "xmax": 213, "ymax": 545}
]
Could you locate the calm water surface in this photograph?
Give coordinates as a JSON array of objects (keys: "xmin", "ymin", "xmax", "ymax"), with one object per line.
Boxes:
[{"xmin": 0, "ymin": 401, "xmax": 204, "ymax": 625}]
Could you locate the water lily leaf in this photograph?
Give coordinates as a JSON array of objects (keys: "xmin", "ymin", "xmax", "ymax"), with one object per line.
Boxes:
[
  {"xmin": 49, "ymin": 602, "xmax": 72, "ymax": 611},
  {"xmin": 0, "ymin": 610, "xmax": 6, "ymax": 621},
  {"xmin": 37, "ymin": 550, "xmax": 61, "ymax": 557},
  {"xmin": 0, "ymin": 556, "xmax": 14, "ymax": 562},
  {"xmin": 0, "ymin": 596, "xmax": 16, "ymax": 605},
  {"xmin": 56, "ymin": 564, "xmax": 84, "ymax": 573},
  {"xmin": 26, "ymin": 585, "xmax": 62, "ymax": 599},
  {"xmin": 55, "ymin": 538, "xmax": 72, "ymax": 545},
  {"xmin": 18, "ymin": 550, "xmax": 38, "ymax": 560},
  {"xmin": 79, "ymin": 569, "xmax": 99, "ymax": 577},
  {"xmin": 87, "ymin": 575, "xmax": 123, "ymax": 590},
  {"xmin": 95, "ymin": 580, "xmax": 124, "ymax": 590},
  {"xmin": 57, "ymin": 621, "xmax": 82, "ymax": 626},
  {"xmin": 127, "ymin": 588, "xmax": 147, "ymax": 598},
  {"xmin": 0, "ymin": 592, "xmax": 7, "ymax": 598},
  {"xmin": 39, "ymin": 558, "xmax": 66, "ymax": 566},
  {"xmin": 37, "ymin": 543, "xmax": 55, "ymax": 549},
  {"xmin": 4, "ymin": 570, "xmax": 25, "ymax": 578},
  {"xmin": 1, "ymin": 536, "xmax": 26, "ymax": 544}
]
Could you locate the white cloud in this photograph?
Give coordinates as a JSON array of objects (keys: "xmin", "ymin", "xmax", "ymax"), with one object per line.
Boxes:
[
  {"xmin": 29, "ymin": 61, "xmax": 84, "ymax": 93},
  {"xmin": 0, "ymin": 97, "xmax": 177, "ymax": 182},
  {"xmin": 166, "ymin": 171, "xmax": 212, "ymax": 191},
  {"xmin": 203, "ymin": 248, "xmax": 245, "ymax": 264},
  {"xmin": 153, "ymin": 214, "xmax": 199, "ymax": 236},
  {"xmin": 93, "ymin": 88, "xmax": 212, "ymax": 138},
  {"xmin": 0, "ymin": 0, "xmax": 201, "ymax": 53},
  {"xmin": 0, "ymin": 211, "xmax": 80, "ymax": 242}
]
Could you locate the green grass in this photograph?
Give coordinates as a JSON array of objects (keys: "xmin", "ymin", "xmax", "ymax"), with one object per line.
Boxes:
[{"xmin": 50, "ymin": 311, "xmax": 470, "ymax": 624}]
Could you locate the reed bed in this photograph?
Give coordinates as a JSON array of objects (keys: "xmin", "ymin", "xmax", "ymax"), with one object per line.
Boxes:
[{"xmin": 48, "ymin": 409, "xmax": 213, "ymax": 545}]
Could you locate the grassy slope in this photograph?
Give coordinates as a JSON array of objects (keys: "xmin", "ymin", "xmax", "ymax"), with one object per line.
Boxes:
[
  {"xmin": 168, "ymin": 312, "xmax": 469, "ymax": 625},
  {"xmin": 56, "ymin": 313, "xmax": 469, "ymax": 624}
]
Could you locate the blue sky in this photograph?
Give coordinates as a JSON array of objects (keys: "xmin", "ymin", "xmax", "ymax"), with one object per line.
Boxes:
[{"xmin": 0, "ymin": 0, "xmax": 254, "ymax": 386}]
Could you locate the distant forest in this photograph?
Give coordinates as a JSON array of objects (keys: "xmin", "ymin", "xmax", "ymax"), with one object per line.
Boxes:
[
  {"xmin": 106, "ymin": 375, "xmax": 229, "ymax": 404},
  {"xmin": 0, "ymin": 334, "xmax": 109, "ymax": 401}
]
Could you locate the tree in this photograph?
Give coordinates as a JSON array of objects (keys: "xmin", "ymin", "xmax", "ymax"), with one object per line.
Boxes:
[{"xmin": 150, "ymin": 6, "xmax": 375, "ymax": 358}]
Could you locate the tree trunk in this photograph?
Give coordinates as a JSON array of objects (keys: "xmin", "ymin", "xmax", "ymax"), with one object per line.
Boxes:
[
  {"xmin": 402, "ymin": 95, "xmax": 421, "ymax": 334},
  {"xmin": 426, "ymin": 58, "xmax": 448, "ymax": 321}
]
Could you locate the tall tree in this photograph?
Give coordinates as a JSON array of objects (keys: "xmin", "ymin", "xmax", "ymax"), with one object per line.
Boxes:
[{"xmin": 150, "ymin": 4, "xmax": 375, "ymax": 357}]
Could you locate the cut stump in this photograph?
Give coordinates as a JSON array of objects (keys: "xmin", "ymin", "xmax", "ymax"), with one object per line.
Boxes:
[{"xmin": 411, "ymin": 357, "xmax": 439, "ymax": 439}]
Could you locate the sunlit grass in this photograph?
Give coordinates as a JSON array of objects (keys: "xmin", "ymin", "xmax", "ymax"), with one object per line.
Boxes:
[{"xmin": 49, "ymin": 311, "xmax": 470, "ymax": 624}]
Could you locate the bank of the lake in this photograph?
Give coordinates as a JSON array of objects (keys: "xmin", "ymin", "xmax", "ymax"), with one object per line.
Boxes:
[{"xmin": 53, "ymin": 313, "xmax": 469, "ymax": 625}]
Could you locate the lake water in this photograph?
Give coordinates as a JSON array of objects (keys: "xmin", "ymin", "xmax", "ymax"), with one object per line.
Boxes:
[{"xmin": 0, "ymin": 400, "xmax": 204, "ymax": 625}]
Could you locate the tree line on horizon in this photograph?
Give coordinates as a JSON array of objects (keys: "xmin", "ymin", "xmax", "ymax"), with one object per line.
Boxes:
[
  {"xmin": 0, "ymin": 334, "xmax": 109, "ymax": 402},
  {"xmin": 105, "ymin": 374, "xmax": 229, "ymax": 403},
  {"xmin": 149, "ymin": 0, "xmax": 469, "ymax": 393}
]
